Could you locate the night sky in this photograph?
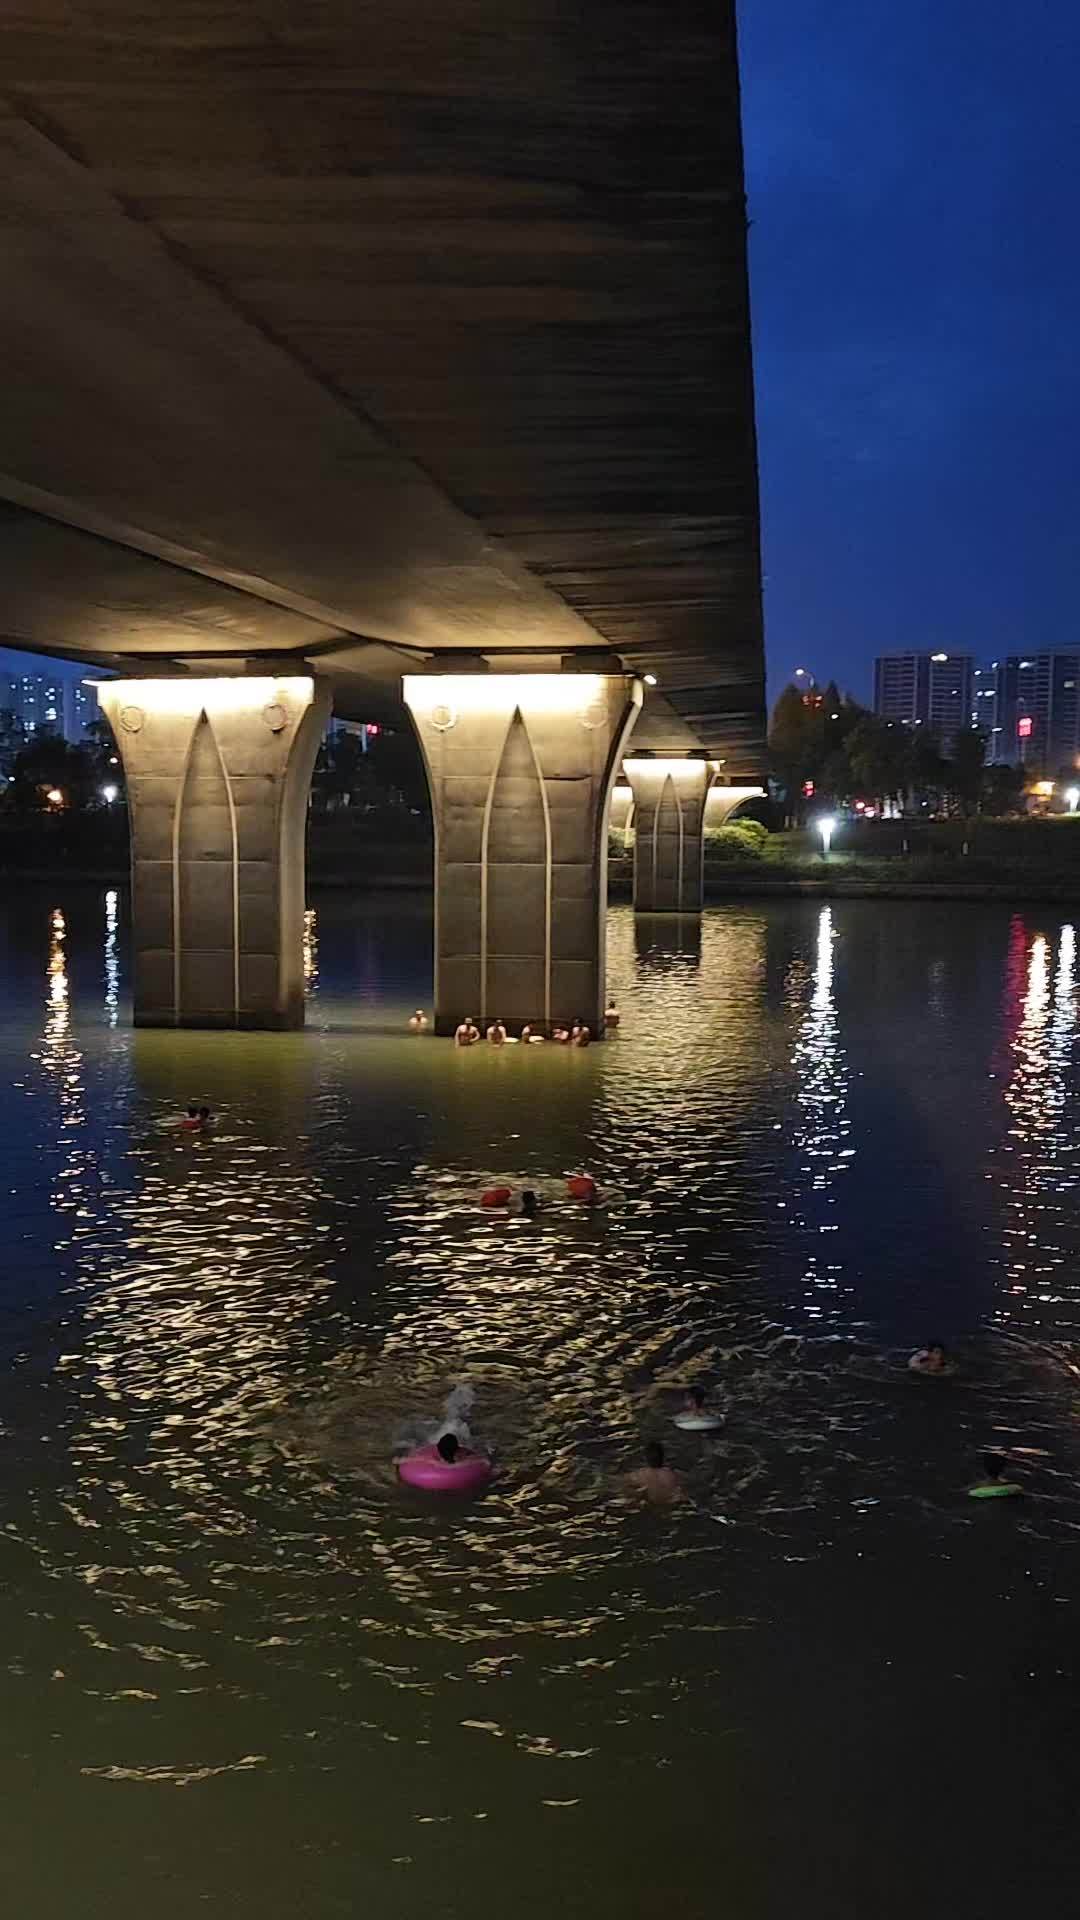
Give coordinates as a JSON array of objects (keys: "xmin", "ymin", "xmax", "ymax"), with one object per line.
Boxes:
[
  {"xmin": 4, "ymin": 0, "xmax": 1078, "ymax": 710},
  {"xmin": 740, "ymin": 0, "xmax": 1080, "ymax": 699}
]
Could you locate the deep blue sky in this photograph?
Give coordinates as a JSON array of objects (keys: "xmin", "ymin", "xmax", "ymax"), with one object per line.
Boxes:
[
  {"xmin": 3, "ymin": 1, "xmax": 1078, "ymax": 709},
  {"xmin": 740, "ymin": 0, "xmax": 1080, "ymax": 701}
]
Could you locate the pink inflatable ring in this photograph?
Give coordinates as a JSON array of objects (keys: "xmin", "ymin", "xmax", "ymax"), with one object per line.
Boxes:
[{"xmin": 398, "ymin": 1445, "xmax": 492, "ymax": 1494}]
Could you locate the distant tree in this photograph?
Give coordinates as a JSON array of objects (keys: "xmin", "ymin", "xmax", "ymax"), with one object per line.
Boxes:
[
  {"xmin": 366, "ymin": 725, "xmax": 428, "ymax": 811},
  {"xmin": 906, "ymin": 731, "xmax": 948, "ymax": 812},
  {"xmin": 846, "ymin": 715, "xmax": 911, "ymax": 810},
  {"xmin": 982, "ymin": 762, "xmax": 1025, "ymax": 815},
  {"xmin": 819, "ymin": 746, "xmax": 854, "ymax": 805},
  {"xmin": 946, "ymin": 726, "xmax": 990, "ymax": 814},
  {"xmin": 311, "ymin": 728, "xmax": 376, "ymax": 810},
  {"xmin": 0, "ymin": 709, "xmax": 26, "ymax": 781},
  {"xmin": 768, "ymin": 683, "xmax": 826, "ymax": 822},
  {"xmin": 6, "ymin": 731, "xmax": 98, "ymax": 811}
]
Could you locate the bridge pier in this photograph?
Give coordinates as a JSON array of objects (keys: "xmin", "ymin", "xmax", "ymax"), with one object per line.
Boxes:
[
  {"xmin": 405, "ymin": 672, "xmax": 641, "ymax": 1035},
  {"xmin": 624, "ymin": 757, "xmax": 712, "ymax": 913},
  {"xmin": 98, "ymin": 676, "xmax": 329, "ymax": 1028}
]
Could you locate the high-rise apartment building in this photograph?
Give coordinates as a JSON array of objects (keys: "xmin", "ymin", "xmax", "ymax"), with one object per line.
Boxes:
[
  {"xmin": 985, "ymin": 653, "xmax": 1080, "ymax": 771},
  {"xmin": 873, "ymin": 652, "xmax": 974, "ymax": 737},
  {"xmin": 1, "ymin": 671, "xmax": 99, "ymax": 741}
]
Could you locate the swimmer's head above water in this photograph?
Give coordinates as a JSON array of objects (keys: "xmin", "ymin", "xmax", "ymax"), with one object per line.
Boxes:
[
  {"xmin": 437, "ymin": 1432, "xmax": 459, "ymax": 1463},
  {"xmin": 909, "ymin": 1340, "xmax": 951, "ymax": 1375}
]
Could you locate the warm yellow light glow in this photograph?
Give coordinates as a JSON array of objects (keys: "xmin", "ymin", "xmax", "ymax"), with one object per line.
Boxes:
[
  {"xmin": 100, "ymin": 677, "xmax": 314, "ymax": 715},
  {"xmin": 704, "ymin": 785, "xmax": 766, "ymax": 819},
  {"xmin": 45, "ymin": 787, "xmax": 64, "ymax": 807},
  {"xmin": 1031, "ymin": 780, "xmax": 1055, "ymax": 797},
  {"xmin": 624, "ymin": 757, "xmax": 711, "ymax": 781},
  {"xmin": 404, "ymin": 673, "xmax": 612, "ymax": 718},
  {"xmin": 302, "ymin": 907, "xmax": 319, "ymax": 987}
]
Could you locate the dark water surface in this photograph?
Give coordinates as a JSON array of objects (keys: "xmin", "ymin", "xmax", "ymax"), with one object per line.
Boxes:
[{"xmin": 2, "ymin": 887, "xmax": 1080, "ymax": 1918}]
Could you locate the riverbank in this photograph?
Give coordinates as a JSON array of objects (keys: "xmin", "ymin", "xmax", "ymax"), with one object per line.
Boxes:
[
  {"xmin": 607, "ymin": 821, "xmax": 1080, "ymax": 906},
  {"xmin": 4, "ymin": 816, "xmax": 1080, "ymax": 905}
]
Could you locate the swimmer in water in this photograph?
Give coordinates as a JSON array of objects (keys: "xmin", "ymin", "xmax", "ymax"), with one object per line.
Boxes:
[
  {"xmin": 179, "ymin": 1104, "xmax": 202, "ymax": 1131},
  {"xmin": 552, "ymin": 1026, "xmax": 570, "ymax": 1044},
  {"xmin": 519, "ymin": 1189, "xmax": 541, "ymax": 1218},
  {"xmin": 626, "ymin": 1441, "xmax": 684, "ymax": 1505},
  {"xmin": 437, "ymin": 1432, "xmax": 460, "ymax": 1463},
  {"xmin": 908, "ymin": 1340, "xmax": 955, "ymax": 1377},
  {"xmin": 486, "ymin": 1018, "xmax": 507, "ymax": 1046},
  {"xmin": 408, "ymin": 1009, "xmax": 428, "ymax": 1031},
  {"xmin": 604, "ymin": 1001, "xmax": 620, "ymax": 1030},
  {"xmin": 682, "ymin": 1385, "xmax": 712, "ymax": 1419},
  {"xmin": 571, "ymin": 1020, "xmax": 591, "ymax": 1048},
  {"xmin": 198, "ymin": 1105, "xmax": 213, "ymax": 1129},
  {"xmin": 967, "ymin": 1452, "xmax": 1023, "ymax": 1499},
  {"xmin": 454, "ymin": 1017, "xmax": 480, "ymax": 1047}
]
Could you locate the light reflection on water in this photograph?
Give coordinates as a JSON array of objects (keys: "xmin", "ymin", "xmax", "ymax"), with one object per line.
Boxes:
[
  {"xmin": 2, "ymin": 890, "xmax": 1080, "ymax": 1916},
  {"xmin": 104, "ymin": 889, "xmax": 120, "ymax": 1026},
  {"xmin": 993, "ymin": 921, "xmax": 1080, "ymax": 1334},
  {"xmin": 789, "ymin": 907, "xmax": 851, "ymax": 1320}
]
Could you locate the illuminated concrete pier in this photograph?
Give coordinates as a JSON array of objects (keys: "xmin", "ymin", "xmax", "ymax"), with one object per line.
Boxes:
[
  {"xmin": 624, "ymin": 756, "xmax": 712, "ymax": 913},
  {"xmin": 98, "ymin": 677, "xmax": 329, "ymax": 1028},
  {"xmin": 406, "ymin": 672, "xmax": 641, "ymax": 1034}
]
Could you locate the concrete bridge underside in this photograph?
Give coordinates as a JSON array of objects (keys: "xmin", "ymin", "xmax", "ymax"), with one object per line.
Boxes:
[{"xmin": 1, "ymin": 0, "xmax": 765, "ymax": 1028}]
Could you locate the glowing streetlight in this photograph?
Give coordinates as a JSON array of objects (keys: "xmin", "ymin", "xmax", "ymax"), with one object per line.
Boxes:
[
  {"xmin": 45, "ymin": 787, "xmax": 64, "ymax": 808},
  {"xmin": 1066, "ymin": 787, "xmax": 1080, "ymax": 813},
  {"xmin": 101, "ymin": 785, "xmax": 118, "ymax": 804},
  {"xmin": 817, "ymin": 814, "xmax": 837, "ymax": 859}
]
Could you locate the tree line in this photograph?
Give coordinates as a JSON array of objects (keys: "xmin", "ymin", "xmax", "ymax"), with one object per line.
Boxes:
[
  {"xmin": 0, "ymin": 716, "xmax": 122, "ymax": 808},
  {"xmin": 769, "ymin": 682, "xmax": 1025, "ymax": 822},
  {"xmin": 0, "ymin": 714, "xmax": 430, "ymax": 816}
]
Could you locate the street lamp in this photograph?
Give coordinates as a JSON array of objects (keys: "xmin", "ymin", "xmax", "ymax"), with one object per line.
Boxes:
[{"xmin": 817, "ymin": 814, "xmax": 837, "ymax": 859}]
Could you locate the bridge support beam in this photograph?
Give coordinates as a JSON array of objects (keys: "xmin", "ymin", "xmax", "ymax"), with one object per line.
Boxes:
[
  {"xmin": 625, "ymin": 757, "xmax": 712, "ymax": 913},
  {"xmin": 98, "ymin": 676, "xmax": 329, "ymax": 1028},
  {"xmin": 405, "ymin": 672, "xmax": 641, "ymax": 1035}
]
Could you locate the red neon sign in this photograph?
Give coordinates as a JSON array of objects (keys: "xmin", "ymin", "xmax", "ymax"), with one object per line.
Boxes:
[{"xmin": 1018, "ymin": 716, "xmax": 1033, "ymax": 739}]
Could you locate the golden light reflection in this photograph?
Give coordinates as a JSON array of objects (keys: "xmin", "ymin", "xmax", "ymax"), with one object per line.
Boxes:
[
  {"xmin": 47, "ymin": 908, "xmax": 69, "ymax": 1034},
  {"xmin": 302, "ymin": 906, "xmax": 319, "ymax": 992},
  {"xmin": 996, "ymin": 924, "xmax": 1079, "ymax": 1329},
  {"xmin": 38, "ymin": 905, "xmax": 87, "ymax": 1184},
  {"xmin": 103, "ymin": 889, "xmax": 120, "ymax": 1027},
  {"xmin": 790, "ymin": 907, "xmax": 851, "ymax": 1318}
]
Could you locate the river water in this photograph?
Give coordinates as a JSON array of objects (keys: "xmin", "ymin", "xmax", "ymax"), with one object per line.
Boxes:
[{"xmin": 2, "ymin": 886, "xmax": 1079, "ymax": 1917}]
